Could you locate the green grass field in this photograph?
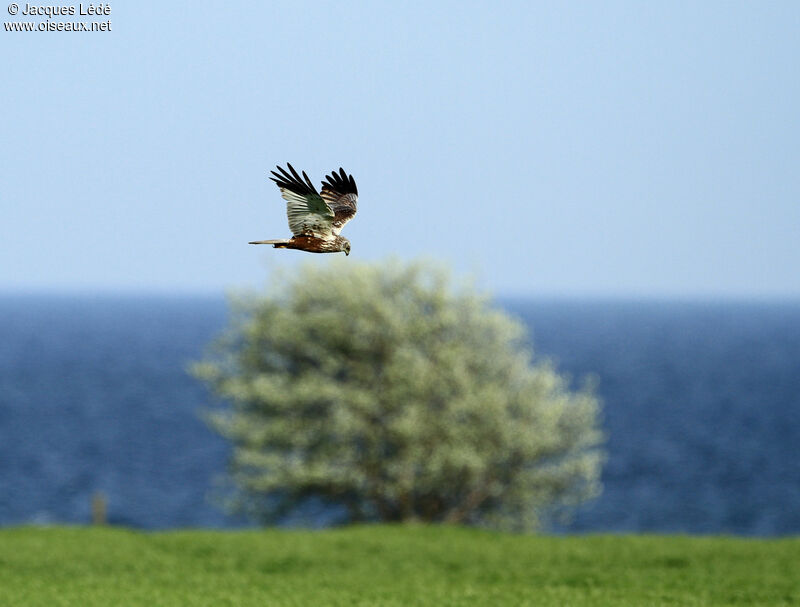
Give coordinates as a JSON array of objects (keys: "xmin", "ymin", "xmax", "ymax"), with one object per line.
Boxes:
[{"xmin": 0, "ymin": 525, "xmax": 797, "ymax": 606}]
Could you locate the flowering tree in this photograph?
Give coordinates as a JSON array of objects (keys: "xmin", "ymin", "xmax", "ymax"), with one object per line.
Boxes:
[{"xmin": 193, "ymin": 260, "xmax": 603, "ymax": 530}]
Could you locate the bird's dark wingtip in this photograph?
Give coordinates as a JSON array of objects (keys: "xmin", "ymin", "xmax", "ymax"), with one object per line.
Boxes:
[{"xmin": 269, "ymin": 163, "xmax": 319, "ymax": 195}]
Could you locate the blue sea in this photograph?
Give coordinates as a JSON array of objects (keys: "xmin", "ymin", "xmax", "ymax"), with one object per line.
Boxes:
[{"xmin": 1, "ymin": 295, "xmax": 798, "ymax": 535}]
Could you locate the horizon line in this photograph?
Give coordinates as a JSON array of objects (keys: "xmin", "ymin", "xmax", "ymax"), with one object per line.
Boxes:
[{"xmin": 1, "ymin": 286, "xmax": 799, "ymax": 304}]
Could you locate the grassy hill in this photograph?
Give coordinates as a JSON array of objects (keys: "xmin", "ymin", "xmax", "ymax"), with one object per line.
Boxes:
[{"xmin": 1, "ymin": 525, "xmax": 797, "ymax": 606}]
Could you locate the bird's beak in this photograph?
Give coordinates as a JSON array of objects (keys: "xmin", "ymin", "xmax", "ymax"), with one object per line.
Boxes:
[{"xmin": 345, "ymin": 250, "xmax": 350, "ymax": 256}]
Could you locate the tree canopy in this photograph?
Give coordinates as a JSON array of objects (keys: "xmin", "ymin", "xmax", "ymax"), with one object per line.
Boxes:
[{"xmin": 193, "ymin": 260, "xmax": 603, "ymax": 530}]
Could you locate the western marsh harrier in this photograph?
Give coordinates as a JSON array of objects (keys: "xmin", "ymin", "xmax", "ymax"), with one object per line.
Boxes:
[{"xmin": 249, "ymin": 163, "xmax": 358, "ymax": 255}]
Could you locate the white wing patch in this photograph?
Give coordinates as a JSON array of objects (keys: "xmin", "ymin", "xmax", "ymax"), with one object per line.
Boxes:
[{"xmin": 279, "ymin": 188, "xmax": 335, "ymax": 238}]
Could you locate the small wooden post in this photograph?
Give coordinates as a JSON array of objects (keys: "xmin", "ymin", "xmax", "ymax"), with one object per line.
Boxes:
[{"xmin": 91, "ymin": 491, "xmax": 107, "ymax": 525}]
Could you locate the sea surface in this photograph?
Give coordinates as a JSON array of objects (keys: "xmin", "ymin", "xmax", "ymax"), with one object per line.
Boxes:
[{"xmin": 1, "ymin": 295, "xmax": 798, "ymax": 535}]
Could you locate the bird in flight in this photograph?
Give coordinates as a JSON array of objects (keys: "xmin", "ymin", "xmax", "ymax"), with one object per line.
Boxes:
[{"xmin": 249, "ymin": 163, "xmax": 358, "ymax": 255}]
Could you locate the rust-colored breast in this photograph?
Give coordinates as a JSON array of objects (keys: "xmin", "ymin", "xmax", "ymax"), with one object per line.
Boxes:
[{"xmin": 280, "ymin": 235, "xmax": 344, "ymax": 254}]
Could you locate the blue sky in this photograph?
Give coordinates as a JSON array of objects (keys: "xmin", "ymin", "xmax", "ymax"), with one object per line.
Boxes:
[{"xmin": 2, "ymin": 2, "xmax": 798, "ymax": 297}]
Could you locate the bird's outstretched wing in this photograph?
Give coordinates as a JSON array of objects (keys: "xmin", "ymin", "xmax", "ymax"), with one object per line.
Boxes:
[
  {"xmin": 270, "ymin": 164, "xmax": 335, "ymax": 238},
  {"xmin": 320, "ymin": 168, "xmax": 358, "ymax": 235}
]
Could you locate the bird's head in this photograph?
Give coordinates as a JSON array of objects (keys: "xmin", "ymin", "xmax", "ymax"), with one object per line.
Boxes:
[{"xmin": 343, "ymin": 241, "xmax": 351, "ymax": 256}]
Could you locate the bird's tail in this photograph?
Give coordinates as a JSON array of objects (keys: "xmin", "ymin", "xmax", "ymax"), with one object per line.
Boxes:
[{"xmin": 248, "ymin": 239, "xmax": 291, "ymax": 248}]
